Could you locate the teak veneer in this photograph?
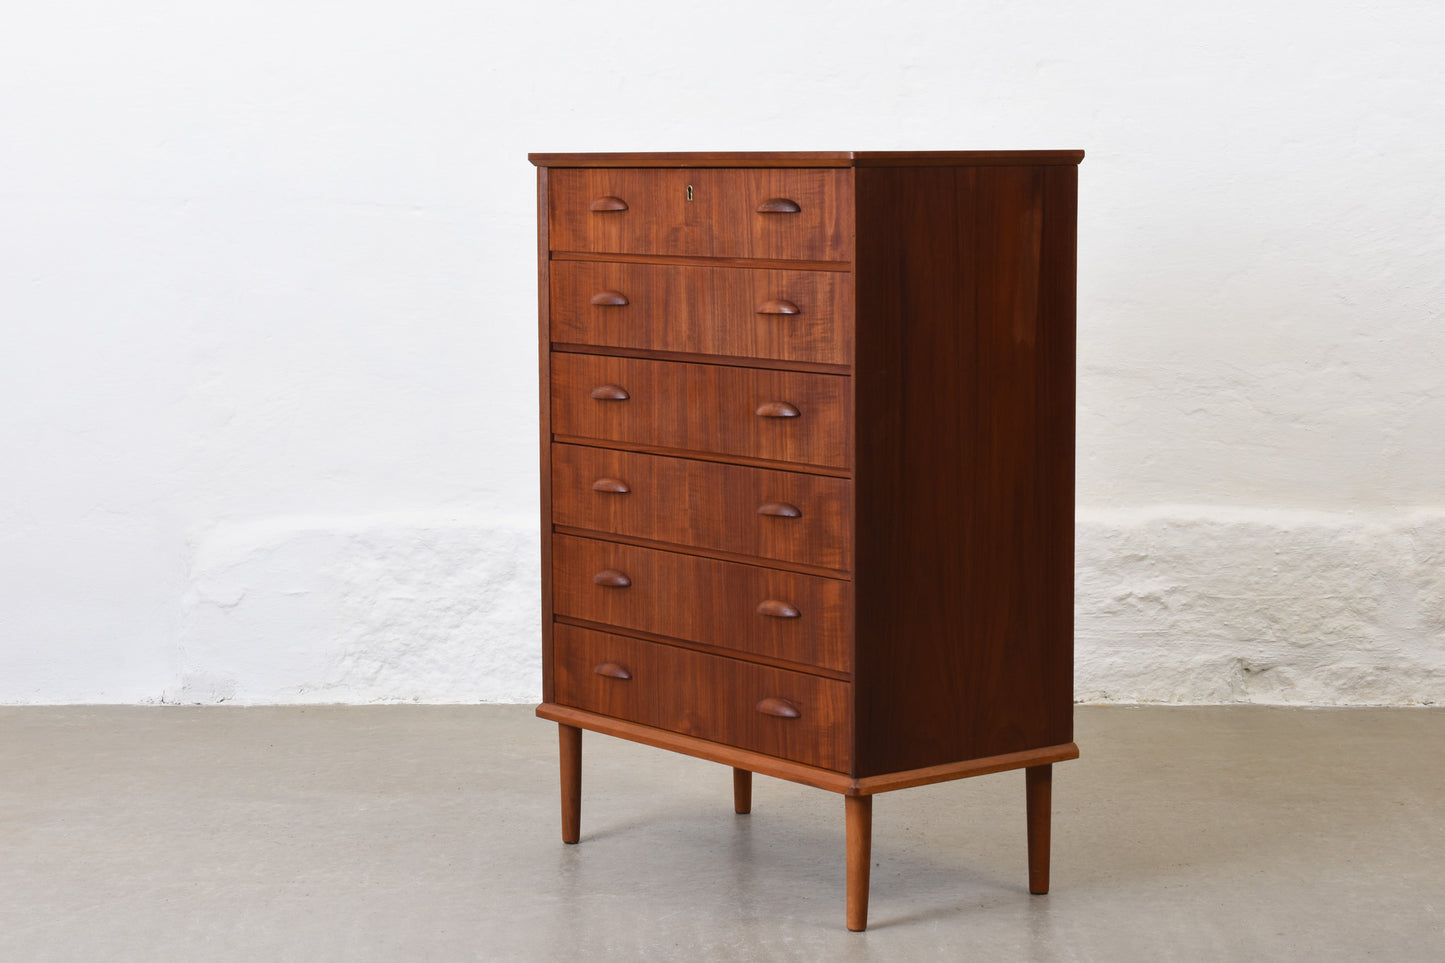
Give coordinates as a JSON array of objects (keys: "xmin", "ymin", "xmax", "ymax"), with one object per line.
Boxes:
[{"xmin": 531, "ymin": 149, "xmax": 1082, "ymax": 931}]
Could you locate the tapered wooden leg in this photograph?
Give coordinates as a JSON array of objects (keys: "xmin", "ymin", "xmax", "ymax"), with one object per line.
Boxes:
[
  {"xmin": 733, "ymin": 768, "xmax": 753, "ymax": 814},
  {"xmin": 1026, "ymin": 764, "xmax": 1052, "ymax": 894},
  {"xmin": 559, "ymin": 724, "xmax": 581, "ymax": 844},
  {"xmin": 845, "ymin": 794, "xmax": 873, "ymax": 931}
]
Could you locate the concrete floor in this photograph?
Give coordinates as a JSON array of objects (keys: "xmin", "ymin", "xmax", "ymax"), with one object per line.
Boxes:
[{"xmin": 1, "ymin": 706, "xmax": 1441, "ymax": 962}]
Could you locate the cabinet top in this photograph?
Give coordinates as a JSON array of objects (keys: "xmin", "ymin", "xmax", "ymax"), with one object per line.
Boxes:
[{"xmin": 528, "ymin": 150, "xmax": 1083, "ymax": 168}]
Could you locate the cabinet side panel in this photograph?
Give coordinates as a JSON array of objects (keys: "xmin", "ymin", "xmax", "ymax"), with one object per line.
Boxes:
[
  {"xmin": 538, "ymin": 166, "xmax": 555, "ymax": 703},
  {"xmin": 852, "ymin": 165, "xmax": 1076, "ymax": 777}
]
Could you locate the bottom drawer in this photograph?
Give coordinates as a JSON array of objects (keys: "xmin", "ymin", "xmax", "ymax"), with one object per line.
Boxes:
[{"xmin": 553, "ymin": 624, "xmax": 851, "ymax": 772}]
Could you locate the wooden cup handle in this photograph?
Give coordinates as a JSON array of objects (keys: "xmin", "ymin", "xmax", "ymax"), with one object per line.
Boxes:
[
  {"xmin": 756, "ymin": 502, "xmax": 802, "ymax": 518},
  {"xmin": 755, "ymin": 401, "xmax": 800, "ymax": 419},
  {"xmin": 589, "ymin": 196, "xmax": 628, "ymax": 212},
  {"xmin": 756, "ymin": 198, "xmax": 802, "ymax": 214},
  {"xmin": 755, "ymin": 697, "xmax": 801, "ymax": 719},
  {"xmin": 756, "ymin": 299, "xmax": 800, "ymax": 316},
  {"xmin": 590, "ymin": 384, "xmax": 630, "ymax": 401},
  {"xmin": 589, "ymin": 290, "xmax": 629, "ymax": 306},
  {"xmin": 591, "ymin": 478, "xmax": 631, "ymax": 494},
  {"xmin": 594, "ymin": 662, "xmax": 632, "ymax": 679},
  {"xmin": 756, "ymin": 600, "xmax": 801, "ymax": 619},
  {"xmin": 592, "ymin": 569, "xmax": 632, "ymax": 588}
]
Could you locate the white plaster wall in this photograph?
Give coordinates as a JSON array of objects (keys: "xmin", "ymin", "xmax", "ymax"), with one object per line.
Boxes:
[{"xmin": 1, "ymin": 1, "xmax": 1441, "ymax": 704}]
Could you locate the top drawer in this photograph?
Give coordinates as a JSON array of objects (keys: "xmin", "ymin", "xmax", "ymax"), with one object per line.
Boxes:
[{"xmin": 548, "ymin": 169, "xmax": 852, "ymax": 262}]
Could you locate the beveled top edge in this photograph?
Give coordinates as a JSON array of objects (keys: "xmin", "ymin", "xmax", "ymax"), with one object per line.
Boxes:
[{"xmin": 528, "ymin": 150, "xmax": 1085, "ymax": 168}]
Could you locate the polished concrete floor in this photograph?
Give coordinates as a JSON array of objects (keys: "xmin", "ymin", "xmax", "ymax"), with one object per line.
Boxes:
[{"xmin": 1, "ymin": 705, "xmax": 1441, "ymax": 961}]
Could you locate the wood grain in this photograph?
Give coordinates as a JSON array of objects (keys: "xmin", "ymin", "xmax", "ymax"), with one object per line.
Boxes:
[
  {"xmin": 552, "ymin": 354, "xmax": 851, "ymax": 470},
  {"xmin": 851, "ymin": 164, "xmax": 1077, "ymax": 776},
  {"xmin": 551, "ymin": 444, "xmax": 853, "ymax": 572},
  {"xmin": 553, "ymin": 624, "xmax": 852, "ymax": 772},
  {"xmin": 552, "ymin": 534, "xmax": 853, "ymax": 672},
  {"xmin": 550, "ymin": 261, "xmax": 854, "ymax": 365},
  {"xmin": 548, "ymin": 168, "xmax": 853, "ymax": 261}
]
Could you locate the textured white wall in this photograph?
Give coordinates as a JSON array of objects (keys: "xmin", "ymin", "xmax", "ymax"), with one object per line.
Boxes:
[{"xmin": 1, "ymin": 1, "xmax": 1441, "ymax": 704}]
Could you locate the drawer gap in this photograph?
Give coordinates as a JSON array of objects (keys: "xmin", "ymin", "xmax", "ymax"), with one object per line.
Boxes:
[
  {"xmin": 552, "ymin": 526, "xmax": 853, "ymax": 580},
  {"xmin": 552, "ymin": 437, "xmax": 853, "ymax": 478},
  {"xmin": 552, "ymin": 251, "xmax": 854, "ymax": 272},
  {"xmin": 555, "ymin": 616, "xmax": 852, "ymax": 683},
  {"xmin": 552, "ymin": 344, "xmax": 850, "ymax": 377}
]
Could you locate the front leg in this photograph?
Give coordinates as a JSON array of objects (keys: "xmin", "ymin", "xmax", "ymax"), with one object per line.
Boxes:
[
  {"xmin": 559, "ymin": 724, "xmax": 581, "ymax": 844},
  {"xmin": 845, "ymin": 794, "xmax": 873, "ymax": 931}
]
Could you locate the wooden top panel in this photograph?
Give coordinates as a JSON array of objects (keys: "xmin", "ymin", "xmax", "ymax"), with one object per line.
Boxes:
[{"xmin": 530, "ymin": 150, "xmax": 1084, "ymax": 168}]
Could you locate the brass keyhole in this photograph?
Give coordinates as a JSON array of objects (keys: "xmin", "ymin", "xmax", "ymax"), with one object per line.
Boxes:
[{"xmin": 686, "ymin": 184, "xmax": 694, "ymax": 202}]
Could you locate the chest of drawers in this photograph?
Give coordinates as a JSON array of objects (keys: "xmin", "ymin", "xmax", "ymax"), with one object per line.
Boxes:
[{"xmin": 530, "ymin": 150, "xmax": 1082, "ymax": 931}]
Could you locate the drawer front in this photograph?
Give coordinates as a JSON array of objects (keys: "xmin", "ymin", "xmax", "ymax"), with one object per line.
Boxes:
[
  {"xmin": 548, "ymin": 168, "xmax": 852, "ymax": 261},
  {"xmin": 551, "ymin": 445, "xmax": 853, "ymax": 572},
  {"xmin": 553, "ymin": 534, "xmax": 852, "ymax": 673},
  {"xmin": 554, "ymin": 624, "xmax": 851, "ymax": 771},
  {"xmin": 552, "ymin": 354, "xmax": 851, "ymax": 470},
  {"xmin": 550, "ymin": 261, "xmax": 853, "ymax": 366}
]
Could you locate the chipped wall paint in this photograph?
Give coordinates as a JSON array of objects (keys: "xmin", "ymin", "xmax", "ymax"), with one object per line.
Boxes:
[
  {"xmin": 172, "ymin": 513, "xmax": 541, "ymax": 704},
  {"xmin": 1077, "ymin": 509, "xmax": 1445, "ymax": 705},
  {"xmin": 1, "ymin": 2, "xmax": 1441, "ymax": 704}
]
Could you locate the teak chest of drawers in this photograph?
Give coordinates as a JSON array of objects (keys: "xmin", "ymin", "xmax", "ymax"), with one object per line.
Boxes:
[{"xmin": 530, "ymin": 150, "xmax": 1082, "ymax": 931}]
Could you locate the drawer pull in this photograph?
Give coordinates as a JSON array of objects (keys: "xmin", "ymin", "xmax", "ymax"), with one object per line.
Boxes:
[
  {"xmin": 755, "ymin": 696, "xmax": 801, "ymax": 719},
  {"xmin": 755, "ymin": 401, "xmax": 800, "ymax": 419},
  {"xmin": 755, "ymin": 299, "xmax": 800, "ymax": 316},
  {"xmin": 589, "ymin": 196, "xmax": 628, "ymax": 212},
  {"xmin": 756, "ymin": 501, "xmax": 802, "ymax": 519},
  {"xmin": 755, "ymin": 599, "xmax": 801, "ymax": 619},
  {"xmin": 589, "ymin": 290, "xmax": 630, "ymax": 307},
  {"xmin": 592, "ymin": 569, "xmax": 632, "ymax": 588},
  {"xmin": 593, "ymin": 662, "xmax": 632, "ymax": 680},
  {"xmin": 756, "ymin": 198, "xmax": 802, "ymax": 214},
  {"xmin": 590, "ymin": 384, "xmax": 630, "ymax": 401},
  {"xmin": 591, "ymin": 477, "xmax": 631, "ymax": 494}
]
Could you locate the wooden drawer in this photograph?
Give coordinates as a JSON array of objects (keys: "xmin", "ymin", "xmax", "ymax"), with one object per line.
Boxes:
[
  {"xmin": 550, "ymin": 261, "xmax": 853, "ymax": 366},
  {"xmin": 554, "ymin": 624, "xmax": 851, "ymax": 771},
  {"xmin": 551, "ymin": 445, "xmax": 853, "ymax": 573},
  {"xmin": 553, "ymin": 534, "xmax": 852, "ymax": 673},
  {"xmin": 552, "ymin": 354, "xmax": 851, "ymax": 470},
  {"xmin": 548, "ymin": 168, "xmax": 852, "ymax": 261}
]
